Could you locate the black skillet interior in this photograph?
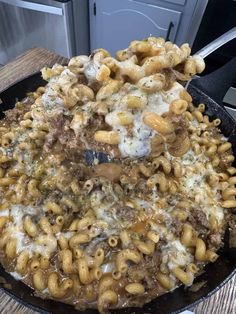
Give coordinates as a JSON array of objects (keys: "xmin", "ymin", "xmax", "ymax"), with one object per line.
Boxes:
[{"xmin": 0, "ymin": 69, "xmax": 236, "ymax": 314}]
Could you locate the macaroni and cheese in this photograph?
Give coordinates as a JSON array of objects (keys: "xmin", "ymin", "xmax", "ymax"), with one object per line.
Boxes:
[{"xmin": 0, "ymin": 37, "xmax": 234, "ymax": 313}]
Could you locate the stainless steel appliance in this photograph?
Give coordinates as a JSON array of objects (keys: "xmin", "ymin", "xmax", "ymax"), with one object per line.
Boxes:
[{"xmin": 0, "ymin": 0, "xmax": 89, "ymax": 65}]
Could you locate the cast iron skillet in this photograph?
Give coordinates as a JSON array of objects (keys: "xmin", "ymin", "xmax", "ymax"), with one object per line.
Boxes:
[{"xmin": 0, "ymin": 52, "xmax": 236, "ymax": 314}]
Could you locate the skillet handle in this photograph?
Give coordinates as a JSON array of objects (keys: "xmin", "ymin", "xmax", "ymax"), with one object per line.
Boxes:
[
  {"xmin": 190, "ymin": 27, "xmax": 236, "ymax": 105},
  {"xmin": 196, "ymin": 27, "xmax": 236, "ymax": 59},
  {"xmin": 191, "ymin": 56, "xmax": 236, "ymax": 105}
]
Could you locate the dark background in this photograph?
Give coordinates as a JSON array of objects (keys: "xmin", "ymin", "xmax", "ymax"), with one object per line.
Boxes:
[{"xmin": 193, "ymin": 0, "xmax": 236, "ymax": 75}]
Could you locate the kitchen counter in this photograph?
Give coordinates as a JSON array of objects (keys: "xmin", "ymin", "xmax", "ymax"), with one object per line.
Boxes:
[{"xmin": 0, "ymin": 48, "xmax": 235, "ymax": 314}]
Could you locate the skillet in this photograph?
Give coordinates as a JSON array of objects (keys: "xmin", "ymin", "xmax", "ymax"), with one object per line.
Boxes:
[{"xmin": 0, "ymin": 31, "xmax": 235, "ymax": 314}]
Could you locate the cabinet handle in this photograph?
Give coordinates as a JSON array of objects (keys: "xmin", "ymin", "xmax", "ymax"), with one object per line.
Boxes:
[
  {"xmin": 165, "ymin": 22, "xmax": 174, "ymax": 41},
  {"xmin": 93, "ymin": 2, "xmax": 97, "ymax": 16}
]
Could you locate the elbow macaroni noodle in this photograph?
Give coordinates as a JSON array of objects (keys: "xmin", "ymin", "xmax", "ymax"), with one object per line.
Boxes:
[{"xmin": 0, "ymin": 36, "xmax": 234, "ymax": 312}]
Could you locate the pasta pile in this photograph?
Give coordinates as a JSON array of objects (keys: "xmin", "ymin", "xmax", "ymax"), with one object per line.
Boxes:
[{"xmin": 0, "ymin": 37, "xmax": 235, "ymax": 313}]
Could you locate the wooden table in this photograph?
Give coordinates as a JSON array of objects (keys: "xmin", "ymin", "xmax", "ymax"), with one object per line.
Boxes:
[{"xmin": 0, "ymin": 48, "xmax": 235, "ymax": 314}]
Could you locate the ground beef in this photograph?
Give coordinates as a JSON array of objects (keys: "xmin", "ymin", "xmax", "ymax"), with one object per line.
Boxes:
[
  {"xmin": 207, "ymin": 127, "xmax": 220, "ymax": 138},
  {"xmin": 229, "ymin": 228, "xmax": 236, "ymax": 248},
  {"xmin": 58, "ymin": 130, "xmax": 77, "ymax": 149},
  {"xmin": 229, "ymin": 216, "xmax": 236, "ymax": 229},
  {"xmin": 127, "ymin": 265, "xmax": 146, "ymax": 282},
  {"xmin": 171, "ymin": 218, "xmax": 184, "ymax": 236},
  {"xmin": 128, "ymin": 251, "xmax": 160, "ymax": 287},
  {"xmin": 81, "ymin": 115, "xmax": 121, "ymax": 158},
  {"xmin": 208, "ymin": 233, "xmax": 222, "ymax": 247},
  {"xmin": 44, "ymin": 130, "xmax": 59, "ymax": 151},
  {"xmin": 74, "ymin": 163, "xmax": 91, "ymax": 180},
  {"xmin": 4, "ymin": 97, "xmax": 34, "ymax": 122},
  {"xmin": 44, "ymin": 114, "xmax": 66, "ymax": 152},
  {"xmin": 188, "ymin": 208, "xmax": 210, "ymax": 232},
  {"xmin": 45, "ymin": 117, "xmax": 80, "ymax": 153},
  {"xmin": 167, "ymin": 194, "xmax": 182, "ymax": 206},
  {"xmin": 170, "ymin": 114, "xmax": 184, "ymax": 125},
  {"xmin": 126, "ymin": 124, "xmax": 133, "ymax": 137},
  {"xmin": 135, "ymin": 179, "xmax": 150, "ymax": 195},
  {"xmin": 143, "ymin": 252, "xmax": 161, "ymax": 274},
  {"xmin": 77, "ymin": 73, "xmax": 88, "ymax": 85},
  {"xmin": 0, "ymin": 161, "xmax": 11, "ymax": 169},
  {"xmin": 94, "ymin": 240, "xmax": 110, "ymax": 257},
  {"xmin": 43, "ymin": 108, "xmax": 120, "ymax": 158},
  {"xmin": 5, "ymin": 108, "xmax": 21, "ymax": 121},
  {"xmin": 88, "ymin": 81, "xmax": 102, "ymax": 93},
  {"xmin": 161, "ymin": 68, "xmax": 176, "ymax": 90},
  {"xmin": 219, "ymin": 154, "xmax": 233, "ymax": 170},
  {"xmin": 113, "ymin": 205, "xmax": 137, "ymax": 225}
]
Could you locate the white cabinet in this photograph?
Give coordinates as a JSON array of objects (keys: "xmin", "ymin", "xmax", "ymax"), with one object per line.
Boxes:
[
  {"xmin": 89, "ymin": 0, "xmax": 208, "ymax": 55},
  {"xmin": 89, "ymin": 0, "xmax": 181, "ymax": 55}
]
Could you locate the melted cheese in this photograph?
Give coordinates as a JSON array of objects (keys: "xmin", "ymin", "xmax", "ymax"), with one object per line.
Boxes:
[
  {"xmin": 1, "ymin": 205, "xmax": 57, "ymax": 258},
  {"xmin": 93, "ymin": 203, "xmax": 116, "ymax": 225},
  {"xmin": 208, "ymin": 205, "xmax": 224, "ymax": 223},
  {"xmin": 84, "ymin": 60, "xmax": 101, "ymax": 82},
  {"xmin": 41, "ymin": 288, "xmax": 49, "ymax": 294},
  {"xmin": 0, "ymin": 39, "xmax": 229, "ymax": 307},
  {"xmin": 41, "ymin": 70, "xmax": 73, "ymax": 116},
  {"xmin": 42, "ymin": 56, "xmax": 186, "ymax": 159},
  {"xmin": 56, "ymin": 231, "xmax": 74, "ymax": 240},
  {"xmin": 162, "ymin": 239, "xmax": 193, "ymax": 270},
  {"xmin": 184, "ymin": 173, "xmax": 204, "ymax": 191},
  {"xmin": 106, "ymin": 82, "xmax": 184, "ymax": 158},
  {"xmin": 180, "ymin": 151, "xmax": 225, "ymax": 224},
  {"xmin": 42, "ymin": 86, "xmax": 64, "ymax": 113},
  {"xmin": 181, "ymin": 149, "xmax": 202, "ymax": 165},
  {"xmin": 101, "ymin": 262, "xmax": 115, "ymax": 273},
  {"xmin": 0, "ymin": 209, "xmax": 9, "ymax": 217}
]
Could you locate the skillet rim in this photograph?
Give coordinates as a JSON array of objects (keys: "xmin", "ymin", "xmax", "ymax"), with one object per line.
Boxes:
[
  {"xmin": 1, "ymin": 264, "xmax": 235, "ymax": 314},
  {"xmin": 0, "ymin": 73, "xmax": 235, "ymax": 314}
]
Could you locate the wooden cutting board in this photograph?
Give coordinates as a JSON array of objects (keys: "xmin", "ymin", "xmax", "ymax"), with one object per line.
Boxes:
[{"xmin": 0, "ymin": 47, "xmax": 235, "ymax": 314}]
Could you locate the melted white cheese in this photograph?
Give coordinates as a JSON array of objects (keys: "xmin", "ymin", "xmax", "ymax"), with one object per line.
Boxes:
[
  {"xmin": 41, "ymin": 288, "xmax": 49, "ymax": 294},
  {"xmin": 84, "ymin": 60, "xmax": 100, "ymax": 82},
  {"xmin": 101, "ymin": 262, "xmax": 115, "ymax": 273},
  {"xmin": 208, "ymin": 205, "xmax": 224, "ymax": 223},
  {"xmin": 184, "ymin": 173, "xmax": 204, "ymax": 191},
  {"xmin": 0, "ymin": 209, "xmax": 9, "ymax": 217},
  {"xmin": 106, "ymin": 82, "xmax": 184, "ymax": 157},
  {"xmin": 180, "ymin": 150, "xmax": 224, "ymax": 224},
  {"xmin": 41, "ymin": 87, "xmax": 65, "ymax": 114},
  {"xmin": 41, "ymin": 69, "xmax": 75, "ymax": 116},
  {"xmin": 2, "ymin": 205, "xmax": 57, "ymax": 258},
  {"xmin": 56, "ymin": 231, "xmax": 74, "ymax": 240},
  {"xmin": 93, "ymin": 203, "xmax": 116, "ymax": 225},
  {"xmin": 162, "ymin": 239, "xmax": 193, "ymax": 270},
  {"xmin": 181, "ymin": 149, "xmax": 202, "ymax": 165}
]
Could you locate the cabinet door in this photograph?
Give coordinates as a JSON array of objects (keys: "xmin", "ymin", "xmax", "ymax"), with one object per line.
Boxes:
[{"xmin": 90, "ymin": 0, "xmax": 181, "ymax": 55}]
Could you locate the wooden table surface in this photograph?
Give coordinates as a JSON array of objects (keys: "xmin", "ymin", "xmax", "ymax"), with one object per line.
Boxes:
[{"xmin": 0, "ymin": 48, "xmax": 235, "ymax": 314}]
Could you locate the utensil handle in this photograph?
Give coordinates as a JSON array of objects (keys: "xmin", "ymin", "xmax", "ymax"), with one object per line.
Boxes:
[
  {"xmin": 191, "ymin": 27, "xmax": 236, "ymax": 105},
  {"xmin": 191, "ymin": 57, "xmax": 236, "ymax": 105},
  {"xmin": 196, "ymin": 27, "xmax": 236, "ymax": 59}
]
